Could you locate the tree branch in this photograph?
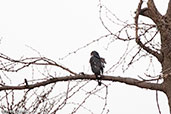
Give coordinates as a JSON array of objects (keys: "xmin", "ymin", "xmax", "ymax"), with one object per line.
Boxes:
[
  {"xmin": 139, "ymin": 0, "xmax": 162, "ymax": 24},
  {"xmin": 0, "ymin": 74, "xmax": 164, "ymax": 92},
  {"xmin": 135, "ymin": 0, "xmax": 163, "ymax": 63},
  {"xmin": 0, "ymin": 53, "xmax": 77, "ymax": 75}
]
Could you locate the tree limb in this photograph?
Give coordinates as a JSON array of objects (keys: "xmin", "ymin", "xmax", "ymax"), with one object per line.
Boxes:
[
  {"xmin": 0, "ymin": 53, "xmax": 77, "ymax": 75},
  {"xmin": 0, "ymin": 74, "xmax": 164, "ymax": 92},
  {"xmin": 135, "ymin": 0, "xmax": 163, "ymax": 63},
  {"xmin": 139, "ymin": 0, "xmax": 162, "ymax": 24}
]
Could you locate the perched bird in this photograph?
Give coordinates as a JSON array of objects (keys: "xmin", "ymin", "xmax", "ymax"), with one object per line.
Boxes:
[{"xmin": 89, "ymin": 51, "xmax": 106, "ymax": 86}]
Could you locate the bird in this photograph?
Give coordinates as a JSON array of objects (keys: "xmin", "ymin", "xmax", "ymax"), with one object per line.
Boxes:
[{"xmin": 89, "ymin": 51, "xmax": 106, "ymax": 86}]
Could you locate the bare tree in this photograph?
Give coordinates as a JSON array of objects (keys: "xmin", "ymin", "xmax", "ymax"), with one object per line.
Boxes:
[{"xmin": 0, "ymin": 0, "xmax": 171, "ymax": 113}]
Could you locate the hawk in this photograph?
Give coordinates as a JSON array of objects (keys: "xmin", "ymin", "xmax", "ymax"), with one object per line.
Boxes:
[{"xmin": 89, "ymin": 51, "xmax": 106, "ymax": 86}]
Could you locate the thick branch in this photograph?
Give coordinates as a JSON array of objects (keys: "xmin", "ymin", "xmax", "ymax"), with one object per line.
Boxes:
[
  {"xmin": 135, "ymin": 0, "xmax": 163, "ymax": 63},
  {"xmin": 0, "ymin": 74, "xmax": 164, "ymax": 92},
  {"xmin": 136, "ymin": 39, "xmax": 163, "ymax": 63},
  {"xmin": 139, "ymin": 0, "xmax": 162, "ymax": 23}
]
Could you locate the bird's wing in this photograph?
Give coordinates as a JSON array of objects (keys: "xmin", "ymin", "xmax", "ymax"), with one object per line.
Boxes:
[
  {"xmin": 90, "ymin": 57, "xmax": 101, "ymax": 67},
  {"xmin": 90, "ymin": 56, "xmax": 103, "ymax": 74}
]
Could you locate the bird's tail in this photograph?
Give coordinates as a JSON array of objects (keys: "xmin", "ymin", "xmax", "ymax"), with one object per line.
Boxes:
[{"xmin": 95, "ymin": 75, "xmax": 101, "ymax": 86}]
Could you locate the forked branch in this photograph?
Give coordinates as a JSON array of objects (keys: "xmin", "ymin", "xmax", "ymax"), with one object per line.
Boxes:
[
  {"xmin": 135, "ymin": 0, "xmax": 163, "ymax": 63},
  {"xmin": 139, "ymin": 0, "xmax": 162, "ymax": 23}
]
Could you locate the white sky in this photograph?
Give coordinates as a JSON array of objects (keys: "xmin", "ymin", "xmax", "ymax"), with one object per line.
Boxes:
[{"xmin": 0, "ymin": 0, "xmax": 170, "ymax": 114}]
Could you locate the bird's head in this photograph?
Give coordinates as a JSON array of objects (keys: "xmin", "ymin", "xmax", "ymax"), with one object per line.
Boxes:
[{"xmin": 90, "ymin": 51, "xmax": 100, "ymax": 57}]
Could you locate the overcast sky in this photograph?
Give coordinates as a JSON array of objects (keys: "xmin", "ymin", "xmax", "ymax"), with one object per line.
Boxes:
[{"xmin": 0, "ymin": 0, "xmax": 170, "ymax": 113}]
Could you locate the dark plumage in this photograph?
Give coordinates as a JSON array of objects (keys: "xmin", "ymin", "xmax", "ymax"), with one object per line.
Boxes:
[{"xmin": 89, "ymin": 51, "xmax": 106, "ymax": 86}]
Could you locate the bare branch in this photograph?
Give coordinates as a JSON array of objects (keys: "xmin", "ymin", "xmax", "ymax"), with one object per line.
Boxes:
[
  {"xmin": 139, "ymin": 0, "xmax": 162, "ymax": 24},
  {"xmin": 0, "ymin": 74, "xmax": 164, "ymax": 92},
  {"xmin": 59, "ymin": 34, "xmax": 111, "ymax": 60},
  {"xmin": 135, "ymin": 0, "xmax": 163, "ymax": 63},
  {"xmin": 100, "ymin": 85, "xmax": 108, "ymax": 114},
  {"xmin": 156, "ymin": 89, "xmax": 162, "ymax": 114},
  {"xmin": 0, "ymin": 53, "xmax": 77, "ymax": 75}
]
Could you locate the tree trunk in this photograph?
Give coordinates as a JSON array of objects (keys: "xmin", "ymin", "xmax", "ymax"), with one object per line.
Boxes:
[
  {"xmin": 161, "ymin": 23, "xmax": 171, "ymax": 112},
  {"xmin": 160, "ymin": 1, "xmax": 171, "ymax": 113},
  {"xmin": 163, "ymin": 75, "xmax": 171, "ymax": 113},
  {"xmin": 138, "ymin": 0, "xmax": 171, "ymax": 113}
]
